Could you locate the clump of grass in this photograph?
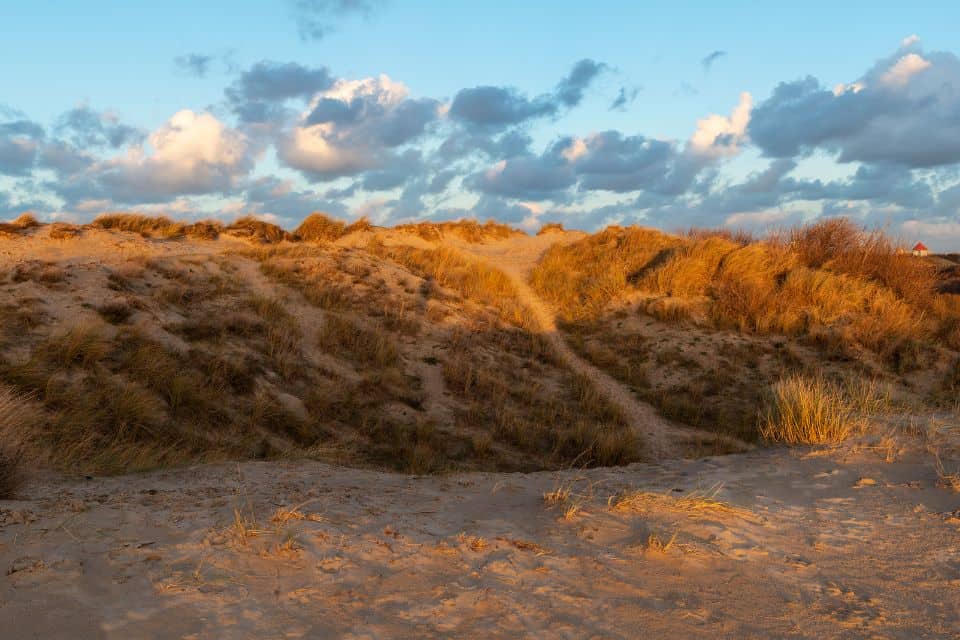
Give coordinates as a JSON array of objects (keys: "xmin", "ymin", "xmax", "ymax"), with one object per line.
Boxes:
[
  {"xmin": 41, "ymin": 320, "xmax": 112, "ymax": 369},
  {"xmin": 645, "ymin": 530, "xmax": 679, "ymax": 553},
  {"xmin": 48, "ymin": 223, "xmax": 82, "ymax": 239},
  {"xmin": 225, "ymin": 216, "xmax": 294, "ymax": 243},
  {"xmin": 374, "ymin": 245, "xmax": 531, "ymax": 327},
  {"xmin": 395, "ymin": 218, "xmax": 523, "ymax": 243},
  {"xmin": 531, "ymin": 226, "xmax": 683, "ymax": 321},
  {"xmin": 537, "ymin": 222, "xmax": 565, "ymax": 235},
  {"xmin": 344, "ymin": 216, "xmax": 373, "ymax": 235},
  {"xmin": 11, "ymin": 213, "xmax": 40, "ymax": 228},
  {"xmin": 0, "ymin": 213, "xmax": 41, "ymax": 235},
  {"xmin": 96, "ymin": 300, "xmax": 134, "ymax": 324},
  {"xmin": 317, "ymin": 314, "xmax": 399, "ymax": 368},
  {"xmin": 0, "ymin": 386, "xmax": 39, "ymax": 499},
  {"xmin": 92, "ymin": 213, "xmax": 186, "ymax": 238},
  {"xmin": 760, "ymin": 374, "xmax": 863, "ymax": 444},
  {"xmin": 182, "ymin": 220, "xmax": 224, "ymax": 240},
  {"xmin": 611, "ymin": 483, "xmax": 753, "ymax": 520},
  {"xmin": 933, "ymin": 452, "xmax": 960, "ymax": 492},
  {"xmin": 295, "ymin": 212, "xmax": 346, "ymax": 243}
]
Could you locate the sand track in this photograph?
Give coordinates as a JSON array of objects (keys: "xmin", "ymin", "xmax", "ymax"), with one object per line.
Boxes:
[{"xmin": 451, "ymin": 235, "xmax": 752, "ymax": 459}]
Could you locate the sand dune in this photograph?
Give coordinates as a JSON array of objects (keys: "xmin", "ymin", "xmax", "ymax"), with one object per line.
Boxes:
[{"xmin": 3, "ymin": 435, "xmax": 960, "ymax": 639}]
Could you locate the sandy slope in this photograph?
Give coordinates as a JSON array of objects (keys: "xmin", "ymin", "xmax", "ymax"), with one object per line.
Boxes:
[
  {"xmin": 1, "ymin": 441, "xmax": 959, "ymax": 639},
  {"xmin": 452, "ymin": 234, "xmax": 751, "ymax": 458}
]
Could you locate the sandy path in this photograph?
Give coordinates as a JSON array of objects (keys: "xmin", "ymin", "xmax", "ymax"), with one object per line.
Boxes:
[
  {"xmin": 451, "ymin": 235, "xmax": 749, "ymax": 459},
  {"xmin": 2, "ymin": 445, "xmax": 958, "ymax": 638}
]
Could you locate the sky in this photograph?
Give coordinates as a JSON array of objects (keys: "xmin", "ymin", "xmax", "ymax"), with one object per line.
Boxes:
[{"xmin": 3, "ymin": 1, "xmax": 960, "ymax": 249}]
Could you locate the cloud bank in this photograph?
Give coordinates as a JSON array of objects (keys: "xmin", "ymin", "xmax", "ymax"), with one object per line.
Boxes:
[{"xmin": 2, "ymin": 38, "xmax": 960, "ymax": 248}]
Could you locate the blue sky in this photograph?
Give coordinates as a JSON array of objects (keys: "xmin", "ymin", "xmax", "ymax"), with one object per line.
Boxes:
[{"xmin": 3, "ymin": 1, "xmax": 960, "ymax": 248}]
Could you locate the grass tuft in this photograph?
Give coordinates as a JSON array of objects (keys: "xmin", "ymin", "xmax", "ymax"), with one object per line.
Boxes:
[{"xmin": 760, "ymin": 374, "xmax": 864, "ymax": 444}]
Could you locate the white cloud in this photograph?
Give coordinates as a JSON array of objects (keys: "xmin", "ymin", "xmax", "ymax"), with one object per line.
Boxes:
[
  {"xmin": 689, "ymin": 92, "xmax": 753, "ymax": 157},
  {"xmin": 96, "ymin": 110, "xmax": 250, "ymax": 196},
  {"xmin": 279, "ymin": 74, "xmax": 436, "ymax": 180},
  {"xmin": 880, "ymin": 53, "xmax": 932, "ymax": 87},
  {"xmin": 901, "ymin": 34, "xmax": 921, "ymax": 48}
]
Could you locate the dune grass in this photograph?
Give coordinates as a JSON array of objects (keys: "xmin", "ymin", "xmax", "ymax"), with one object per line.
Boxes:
[
  {"xmin": 532, "ymin": 220, "xmax": 953, "ymax": 370},
  {"xmin": 295, "ymin": 212, "xmax": 346, "ymax": 242},
  {"xmin": 375, "ymin": 244, "xmax": 532, "ymax": 327},
  {"xmin": 758, "ymin": 373, "xmax": 885, "ymax": 445},
  {"xmin": 395, "ymin": 218, "xmax": 523, "ymax": 243},
  {"xmin": 0, "ymin": 386, "xmax": 39, "ymax": 498}
]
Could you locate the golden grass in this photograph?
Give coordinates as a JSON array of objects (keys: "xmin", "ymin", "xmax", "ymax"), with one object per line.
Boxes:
[
  {"xmin": 374, "ymin": 244, "xmax": 531, "ymax": 327},
  {"xmin": 225, "ymin": 216, "xmax": 294, "ymax": 243},
  {"xmin": 0, "ymin": 386, "xmax": 40, "ymax": 498},
  {"xmin": 611, "ymin": 483, "xmax": 754, "ymax": 520},
  {"xmin": 532, "ymin": 219, "xmax": 955, "ymax": 372},
  {"xmin": 531, "ymin": 226, "xmax": 683, "ymax": 321},
  {"xmin": 760, "ymin": 374, "xmax": 869, "ymax": 445},
  {"xmin": 0, "ymin": 213, "xmax": 41, "ymax": 235},
  {"xmin": 537, "ymin": 222, "xmax": 565, "ymax": 235},
  {"xmin": 295, "ymin": 212, "xmax": 346, "ymax": 242},
  {"xmin": 395, "ymin": 218, "xmax": 523, "ymax": 243},
  {"xmin": 48, "ymin": 222, "xmax": 82, "ymax": 239},
  {"xmin": 934, "ymin": 452, "xmax": 960, "ymax": 492},
  {"xmin": 317, "ymin": 314, "xmax": 399, "ymax": 368},
  {"xmin": 91, "ymin": 213, "xmax": 226, "ymax": 240},
  {"xmin": 11, "ymin": 213, "xmax": 40, "ymax": 228}
]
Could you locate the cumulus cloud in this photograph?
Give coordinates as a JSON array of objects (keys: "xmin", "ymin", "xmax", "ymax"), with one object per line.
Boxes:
[
  {"xmin": 449, "ymin": 59, "xmax": 606, "ymax": 130},
  {"xmin": 880, "ymin": 53, "xmax": 932, "ymax": 87},
  {"xmin": 689, "ymin": 91, "xmax": 753, "ymax": 157},
  {"xmin": 750, "ymin": 45, "xmax": 960, "ymax": 168},
  {"xmin": 226, "ymin": 61, "xmax": 335, "ymax": 123},
  {"xmin": 555, "ymin": 59, "xmax": 608, "ymax": 107},
  {"xmin": 0, "ymin": 119, "xmax": 44, "ymax": 176},
  {"xmin": 292, "ymin": 0, "xmax": 384, "ymax": 41},
  {"xmin": 55, "ymin": 110, "xmax": 251, "ymax": 204},
  {"xmin": 279, "ymin": 75, "xmax": 439, "ymax": 180},
  {"xmin": 468, "ymin": 156, "xmax": 575, "ymax": 200},
  {"xmin": 55, "ymin": 106, "xmax": 143, "ymax": 149},
  {"xmin": 449, "ymin": 86, "xmax": 557, "ymax": 130}
]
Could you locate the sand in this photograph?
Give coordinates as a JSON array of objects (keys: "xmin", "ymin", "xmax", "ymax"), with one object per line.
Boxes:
[{"xmin": 2, "ymin": 441, "xmax": 959, "ymax": 639}]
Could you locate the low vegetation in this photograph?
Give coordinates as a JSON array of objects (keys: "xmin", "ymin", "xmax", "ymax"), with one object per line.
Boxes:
[
  {"xmin": 394, "ymin": 218, "xmax": 523, "ymax": 243},
  {"xmin": 533, "ymin": 219, "xmax": 960, "ymax": 442},
  {"xmin": 0, "ymin": 212, "xmax": 957, "ymax": 481},
  {"xmin": 0, "ymin": 386, "xmax": 37, "ymax": 499}
]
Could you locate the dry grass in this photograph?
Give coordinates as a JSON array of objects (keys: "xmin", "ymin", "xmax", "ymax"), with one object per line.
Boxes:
[
  {"xmin": 317, "ymin": 314, "xmax": 399, "ymax": 368},
  {"xmin": 934, "ymin": 453, "xmax": 960, "ymax": 492},
  {"xmin": 533, "ymin": 219, "xmax": 956, "ymax": 373},
  {"xmin": 0, "ymin": 213, "xmax": 41, "ymax": 236},
  {"xmin": 531, "ymin": 226, "xmax": 683, "ymax": 321},
  {"xmin": 92, "ymin": 213, "xmax": 184, "ymax": 238},
  {"xmin": 611, "ymin": 483, "xmax": 753, "ymax": 520},
  {"xmin": 344, "ymin": 216, "xmax": 374, "ymax": 235},
  {"xmin": 11, "ymin": 213, "xmax": 40, "ymax": 228},
  {"xmin": 295, "ymin": 212, "xmax": 346, "ymax": 243},
  {"xmin": 0, "ymin": 386, "xmax": 40, "ymax": 499},
  {"xmin": 760, "ymin": 374, "xmax": 868, "ymax": 445},
  {"xmin": 537, "ymin": 222, "xmax": 565, "ymax": 235},
  {"xmin": 395, "ymin": 218, "xmax": 523, "ymax": 243},
  {"xmin": 374, "ymin": 244, "xmax": 531, "ymax": 327},
  {"xmin": 225, "ymin": 216, "xmax": 294, "ymax": 243},
  {"xmin": 48, "ymin": 223, "xmax": 82, "ymax": 240}
]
